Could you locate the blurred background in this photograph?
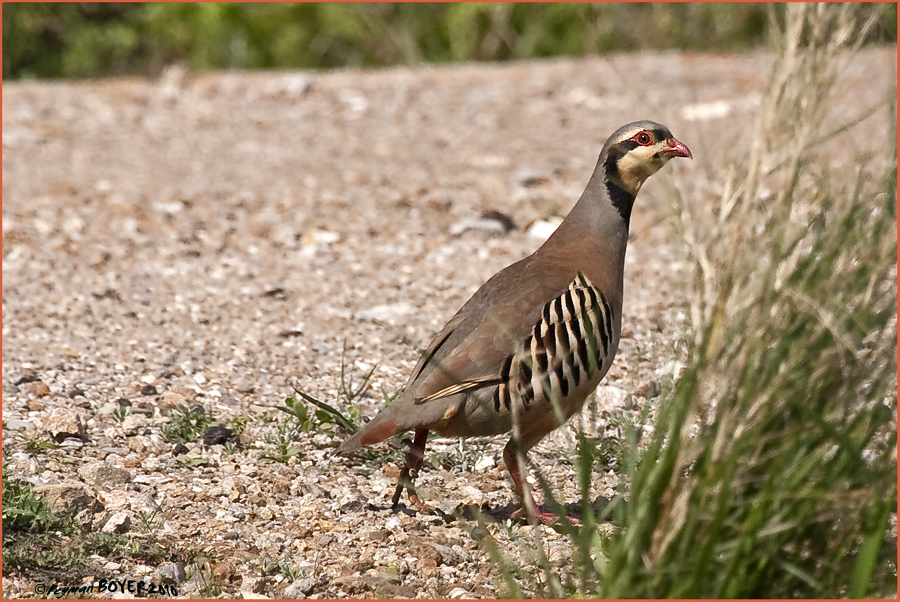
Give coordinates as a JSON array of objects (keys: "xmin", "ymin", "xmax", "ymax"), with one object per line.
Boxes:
[{"xmin": 3, "ymin": 2, "xmax": 897, "ymax": 80}]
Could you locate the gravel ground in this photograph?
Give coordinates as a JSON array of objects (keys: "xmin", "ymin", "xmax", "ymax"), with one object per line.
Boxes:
[{"xmin": 2, "ymin": 47, "xmax": 894, "ymax": 598}]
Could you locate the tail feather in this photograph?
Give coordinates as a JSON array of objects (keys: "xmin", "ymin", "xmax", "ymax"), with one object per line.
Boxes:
[
  {"xmin": 336, "ymin": 413, "xmax": 402, "ymax": 455},
  {"xmin": 336, "ymin": 389, "xmax": 464, "ymax": 455}
]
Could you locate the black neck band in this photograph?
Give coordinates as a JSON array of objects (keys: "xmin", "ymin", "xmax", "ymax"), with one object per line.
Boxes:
[{"xmin": 603, "ymin": 150, "xmax": 636, "ymax": 225}]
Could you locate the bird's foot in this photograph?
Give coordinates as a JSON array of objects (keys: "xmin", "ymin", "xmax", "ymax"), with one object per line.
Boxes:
[
  {"xmin": 406, "ymin": 489, "xmax": 435, "ymax": 515},
  {"xmin": 511, "ymin": 505, "xmax": 582, "ymax": 526},
  {"xmin": 391, "ymin": 468, "xmax": 434, "ymax": 515}
]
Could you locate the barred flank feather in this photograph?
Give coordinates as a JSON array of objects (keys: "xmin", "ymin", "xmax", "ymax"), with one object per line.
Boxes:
[{"xmin": 493, "ymin": 273, "xmax": 615, "ymax": 416}]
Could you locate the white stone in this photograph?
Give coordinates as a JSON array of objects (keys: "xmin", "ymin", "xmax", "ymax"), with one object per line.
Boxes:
[
  {"xmin": 526, "ymin": 217, "xmax": 563, "ymax": 241},
  {"xmin": 474, "ymin": 454, "xmax": 496, "ymax": 472}
]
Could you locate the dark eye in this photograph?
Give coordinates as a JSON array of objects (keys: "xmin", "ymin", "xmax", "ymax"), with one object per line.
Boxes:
[{"xmin": 635, "ymin": 131, "xmax": 653, "ymax": 146}]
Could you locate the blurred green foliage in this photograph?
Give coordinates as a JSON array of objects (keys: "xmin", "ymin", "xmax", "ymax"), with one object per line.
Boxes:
[{"xmin": 5, "ymin": 2, "xmax": 895, "ymax": 80}]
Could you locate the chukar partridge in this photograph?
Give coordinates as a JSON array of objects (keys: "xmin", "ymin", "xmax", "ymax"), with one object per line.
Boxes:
[{"xmin": 338, "ymin": 121, "xmax": 691, "ymax": 523}]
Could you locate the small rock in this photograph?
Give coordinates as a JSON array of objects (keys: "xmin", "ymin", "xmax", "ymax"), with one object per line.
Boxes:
[
  {"xmin": 218, "ymin": 392, "xmax": 239, "ymax": 407},
  {"xmin": 409, "ymin": 539, "xmax": 442, "ymax": 565},
  {"xmin": 33, "ymin": 482, "xmax": 96, "ymax": 514},
  {"xmin": 20, "ymin": 380, "xmax": 51, "ymax": 398},
  {"xmin": 121, "ymin": 413, "xmax": 149, "ymax": 434},
  {"xmin": 14, "ymin": 372, "xmax": 40, "ymax": 385},
  {"xmin": 301, "ymin": 482, "xmax": 330, "ymax": 498},
  {"xmin": 548, "ymin": 541, "xmax": 568, "ymax": 568},
  {"xmin": 272, "ymin": 475, "xmax": 292, "ymax": 495},
  {"xmin": 222, "ymin": 476, "xmax": 246, "ymax": 501},
  {"xmin": 367, "ymin": 569, "xmax": 400, "ymax": 586},
  {"xmin": 449, "ymin": 216, "xmax": 509, "ymax": 237},
  {"xmin": 340, "ymin": 499, "xmax": 365, "ymax": 513},
  {"xmin": 96, "ymin": 489, "xmax": 130, "ymax": 510},
  {"xmin": 129, "ymin": 492, "xmax": 162, "ymax": 513},
  {"xmin": 203, "ymin": 425, "xmax": 233, "ymax": 446},
  {"xmin": 331, "ymin": 575, "xmax": 366, "ymax": 596},
  {"xmin": 158, "ymin": 391, "xmax": 188, "ymax": 412},
  {"xmin": 359, "ymin": 572, "xmax": 414, "ymax": 598},
  {"xmin": 4, "ymin": 417, "xmax": 36, "ymax": 432},
  {"xmin": 116, "ymin": 397, "xmax": 132, "ymax": 407},
  {"xmin": 233, "ymin": 379, "xmax": 255, "ymax": 394},
  {"xmin": 173, "ymin": 443, "xmax": 189, "ymax": 456},
  {"xmin": 601, "ymin": 385, "xmax": 628, "ymax": 408},
  {"xmin": 300, "ymin": 229, "xmax": 340, "ymax": 256},
  {"xmin": 521, "ymin": 175, "xmax": 549, "ymax": 187},
  {"xmin": 78, "ymin": 460, "xmax": 132, "ymax": 488},
  {"xmin": 283, "ymin": 577, "xmax": 314, "ymax": 599},
  {"xmin": 314, "ymin": 533, "xmax": 334, "ymax": 547},
  {"xmin": 102, "ymin": 511, "xmax": 131, "ymax": 534},
  {"xmin": 241, "ymin": 576, "xmax": 268, "ymax": 595},
  {"xmin": 474, "ymin": 454, "xmax": 496, "ymax": 472},
  {"xmin": 386, "ymin": 515, "xmax": 403, "ymax": 530},
  {"xmin": 514, "ymin": 168, "xmax": 550, "ymax": 188},
  {"xmin": 141, "ymin": 384, "xmax": 158, "ymax": 396},
  {"xmin": 635, "ymin": 380, "xmax": 662, "ymax": 399},
  {"xmin": 430, "ymin": 541, "xmax": 464, "ymax": 565},
  {"xmin": 368, "ymin": 529, "xmax": 391, "ymax": 542},
  {"xmin": 212, "ymin": 560, "xmax": 237, "ymax": 582},
  {"xmin": 178, "ymin": 450, "xmax": 205, "ymax": 466},
  {"xmin": 96, "ymin": 402, "xmax": 120, "ymax": 417},
  {"xmin": 97, "ymin": 490, "xmax": 160, "ymax": 514},
  {"xmin": 92, "ymin": 288, "xmax": 121, "ymax": 301},
  {"xmin": 449, "ymin": 587, "xmax": 472, "ymax": 598},
  {"xmin": 354, "ymin": 303, "xmax": 414, "ymax": 324},
  {"xmin": 156, "ymin": 562, "xmax": 188, "ymax": 585},
  {"xmin": 526, "ymin": 217, "xmax": 563, "ymax": 241},
  {"xmin": 480, "ymin": 209, "xmax": 516, "ymax": 232},
  {"xmin": 45, "ymin": 407, "xmax": 86, "ymax": 442}
]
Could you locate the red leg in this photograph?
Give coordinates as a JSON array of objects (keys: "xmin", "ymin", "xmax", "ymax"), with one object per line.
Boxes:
[
  {"xmin": 391, "ymin": 428, "xmax": 432, "ymax": 514},
  {"xmin": 504, "ymin": 439, "xmax": 574, "ymax": 525},
  {"xmin": 503, "ymin": 440, "xmax": 538, "ymax": 521}
]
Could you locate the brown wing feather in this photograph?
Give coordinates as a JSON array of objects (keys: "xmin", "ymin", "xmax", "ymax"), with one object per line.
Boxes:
[
  {"xmin": 411, "ymin": 254, "xmax": 580, "ymax": 399},
  {"xmin": 336, "ymin": 252, "xmax": 581, "ymax": 454},
  {"xmin": 405, "ymin": 312, "xmax": 466, "ymax": 387},
  {"xmin": 414, "ymin": 375, "xmax": 500, "ymax": 404}
]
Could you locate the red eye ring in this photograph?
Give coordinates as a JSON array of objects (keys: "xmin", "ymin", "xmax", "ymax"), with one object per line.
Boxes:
[{"xmin": 635, "ymin": 131, "xmax": 653, "ymax": 146}]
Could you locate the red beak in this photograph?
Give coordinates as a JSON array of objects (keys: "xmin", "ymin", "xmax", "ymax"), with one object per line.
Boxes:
[{"xmin": 663, "ymin": 138, "xmax": 693, "ymax": 160}]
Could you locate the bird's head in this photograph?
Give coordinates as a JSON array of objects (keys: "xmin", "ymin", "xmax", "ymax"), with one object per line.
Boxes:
[{"xmin": 602, "ymin": 121, "xmax": 692, "ymax": 196}]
